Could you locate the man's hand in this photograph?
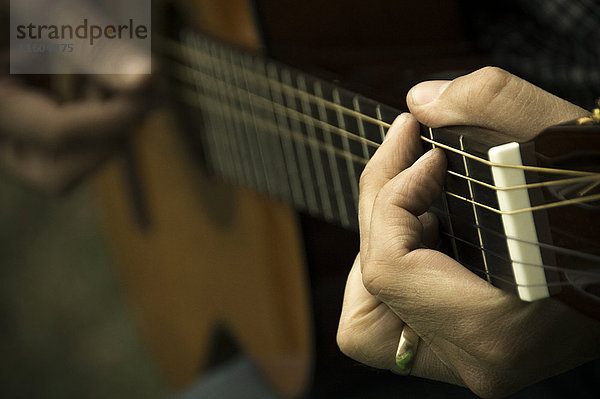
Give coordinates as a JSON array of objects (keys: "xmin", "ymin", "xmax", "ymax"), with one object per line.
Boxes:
[
  {"xmin": 0, "ymin": 0, "xmax": 152, "ymax": 193},
  {"xmin": 336, "ymin": 67, "xmax": 600, "ymax": 398}
]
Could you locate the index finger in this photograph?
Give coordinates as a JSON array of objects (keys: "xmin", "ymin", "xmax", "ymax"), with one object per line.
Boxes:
[{"xmin": 358, "ymin": 113, "xmax": 422, "ymax": 256}]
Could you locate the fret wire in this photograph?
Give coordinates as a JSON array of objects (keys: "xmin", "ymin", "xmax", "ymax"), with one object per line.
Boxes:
[
  {"xmin": 177, "ymin": 88, "xmax": 600, "ymax": 272},
  {"xmin": 169, "ymin": 56, "xmax": 599, "ymax": 179},
  {"xmin": 215, "ymin": 43, "xmax": 248, "ymax": 184},
  {"xmin": 314, "ymin": 81, "xmax": 351, "ymax": 228},
  {"xmin": 206, "ymin": 38, "xmax": 243, "ymax": 182},
  {"xmin": 230, "ymin": 48, "xmax": 267, "ymax": 191},
  {"xmin": 223, "ymin": 47, "xmax": 256, "ymax": 188},
  {"xmin": 240, "ymin": 52, "xmax": 278, "ymax": 196},
  {"xmin": 229, "ymin": 46, "xmax": 265, "ymax": 188},
  {"xmin": 232, "ymin": 49, "xmax": 269, "ymax": 191},
  {"xmin": 254, "ymin": 57, "xmax": 293, "ymax": 201},
  {"xmin": 297, "ymin": 75, "xmax": 335, "ymax": 221},
  {"xmin": 282, "ymin": 69, "xmax": 320, "ymax": 214},
  {"xmin": 353, "ymin": 96, "xmax": 372, "ymax": 160},
  {"xmin": 431, "ymin": 128, "xmax": 460, "ymax": 261},
  {"xmin": 460, "ymin": 135, "xmax": 491, "ymax": 283},
  {"xmin": 375, "ymin": 105, "xmax": 388, "ymax": 142},
  {"xmin": 266, "ymin": 63, "xmax": 307, "ymax": 210},
  {"xmin": 210, "ymin": 41, "xmax": 241, "ymax": 181},
  {"xmin": 333, "ymin": 88, "xmax": 360, "ymax": 212}
]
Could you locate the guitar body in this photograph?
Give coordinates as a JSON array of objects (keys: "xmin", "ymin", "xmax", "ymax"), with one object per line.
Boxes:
[{"xmin": 93, "ymin": 1, "xmax": 312, "ymax": 397}]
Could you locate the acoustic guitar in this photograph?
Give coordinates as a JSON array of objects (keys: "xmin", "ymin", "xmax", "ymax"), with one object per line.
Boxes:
[{"xmin": 92, "ymin": 0, "xmax": 600, "ymax": 397}]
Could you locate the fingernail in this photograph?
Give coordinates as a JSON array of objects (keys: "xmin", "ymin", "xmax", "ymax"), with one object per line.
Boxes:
[
  {"xmin": 413, "ymin": 149, "xmax": 436, "ymax": 166},
  {"xmin": 409, "ymin": 80, "xmax": 450, "ymax": 106},
  {"xmin": 383, "ymin": 113, "xmax": 408, "ymax": 142}
]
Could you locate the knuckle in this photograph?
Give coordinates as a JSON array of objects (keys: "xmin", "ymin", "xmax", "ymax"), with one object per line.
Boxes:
[
  {"xmin": 469, "ymin": 66, "xmax": 516, "ymax": 106},
  {"xmin": 360, "ymin": 257, "xmax": 393, "ymax": 298},
  {"xmin": 399, "ymin": 171, "xmax": 423, "ymax": 200}
]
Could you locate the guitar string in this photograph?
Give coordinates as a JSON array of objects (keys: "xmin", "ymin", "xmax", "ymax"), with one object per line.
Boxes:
[
  {"xmin": 438, "ymin": 231, "xmax": 600, "ymax": 279},
  {"xmin": 175, "ymin": 85, "xmax": 600, "ymax": 274},
  {"xmin": 168, "ymin": 64, "xmax": 600, "ymax": 215},
  {"xmin": 160, "ymin": 34, "xmax": 600, "ymax": 181},
  {"xmin": 164, "ymin": 49, "xmax": 600, "ymax": 188},
  {"xmin": 423, "ymin": 238, "xmax": 600, "ymax": 291},
  {"xmin": 159, "ymin": 36, "xmax": 397, "ymax": 131},
  {"xmin": 164, "ymin": 54, "xmax": 600, "ymax": 187},
  {"xmin": 456, "ymin": 261, "xmax": 597, "ymax": 290},
  {"xmin": 446, "ymin": 259, "xmax": 588, "ymax": 290},
  {"xmin": 166, "ymin": 54, "xmax": 600, "ymax": 193},
  {"xmin": 417, "ymin": 238, "xmax": 599, "ymax": 290},
  {"xmin": 179, "ymin": 87, "xmax": 367, "ymax": 164},
  {"xmin": 437, "ymin": 210, "xmax": 600, "ymax": 264}
]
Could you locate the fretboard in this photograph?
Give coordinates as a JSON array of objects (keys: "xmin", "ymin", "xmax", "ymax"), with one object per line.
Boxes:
[
  {"xmin": 167, "ymin": 30, "xmax": 400, "ymax": 231},
  {"xmin": 162, "ymin": 30, "xmax": 519, "ymax": 292}
]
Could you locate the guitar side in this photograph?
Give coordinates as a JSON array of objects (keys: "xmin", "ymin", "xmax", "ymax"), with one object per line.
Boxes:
[{"xmin": 92, "ymin": 1, "xmax": 313, "ymax": 397}]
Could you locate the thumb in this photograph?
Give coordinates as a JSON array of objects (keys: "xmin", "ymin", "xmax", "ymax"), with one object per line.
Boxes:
[{"xmin": 406, "ymin": 67, "xmax": 589, "ymax": 139}]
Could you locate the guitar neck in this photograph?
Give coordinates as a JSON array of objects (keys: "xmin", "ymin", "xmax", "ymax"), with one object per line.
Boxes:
[
  {"xmin": 164, "ymin": 31, "xmax": 397, "ymax": 230},
  {"xmin": 161, "ymin": 29, "xmax": 521, "ymax": 290}
]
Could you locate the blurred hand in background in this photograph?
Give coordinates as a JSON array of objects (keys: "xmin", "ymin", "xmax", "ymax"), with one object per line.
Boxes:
[{"xmin": 0, "ymin": 0, "xmax": 152, "ymax": 193}]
